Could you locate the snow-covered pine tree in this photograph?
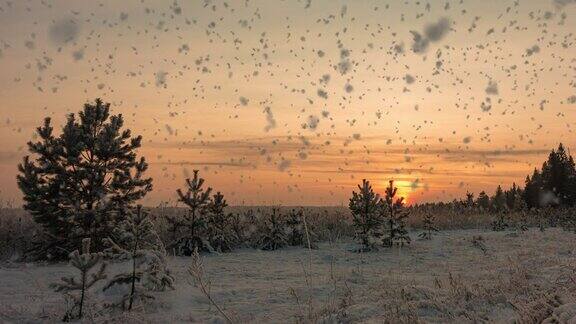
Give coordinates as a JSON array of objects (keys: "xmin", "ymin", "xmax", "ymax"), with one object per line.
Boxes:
[
  {"xmin": 349, "ymin": 179, "xmax": 382, "ymax": 251},
  {"xmin": 51, "ymin": 238, "xmax": 107, "ymax": 321},
  {"xmin": 382, "ymin": 180, "xmax": 411, "ymax": 247},
  {"xmin": 418, "ymin": 213, "xmax": 439, "ymax": 240},
  {"xmin": 17, "ymin": 98, "xmax": 152, "ymax": 260},
  {"xmin": 257, "ymin": 208, "xmax": 288, "ymax": 251},
  {"xmin": 103, "ymin": 205, "xmax": 174, "ymax": 311},
  {"xmin": 206, "ymin": 192, "xmax": 236, "ymax": 253},
  {"xmin": 170, "ymin": 170, "xmax": 213, "ymax": 255}
]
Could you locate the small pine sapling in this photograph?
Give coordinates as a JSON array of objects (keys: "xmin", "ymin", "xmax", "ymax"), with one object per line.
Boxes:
[
  {"xmin": 103, "ymin": 206, "xmax": 174, "ymax": 311},
  {"xmin": 257, "ymin": 208, "xmax": 288, "ymax": 251},
  {"xmin": 491, "ymin": 212, "xmax": 510, "ymax": 231},
  {"xmin": 418, "ymin": 213, "xmax": 439, "ymax": 240},
  {"xmin": 229, "ymin": 212, "xmax": 248, "ymax": 247},
  {"xmin": 518, "ymin": 210, "xmax": 529, "ymax": 232},
  {"xmin": 206, "ymin": 192, "xmax": 236, "ymax": 253},
  {"xmin": 471, "ymin": 235, "xmax": 488, "ymax": 255},
  {"xmin": 382, "ymin": 180, "xmax": 411, "ymax": 247},
  {"xmin": 286, "ymin": 208, "xmax": 305, "ymax": 246},
  {"xmin": 51, "ymin": 238, "xmax": 107, "ymax": 321},
  {"xmin": 349, "ymin": 179, "xmax": 383, "ymax": 251},
  {"xmin": 172, "ymin": 170, "xmax": 213, "ymax": 255},
  {"xmin": 165, "ymin": 212, "xmax": 185, "ymax": 245}
]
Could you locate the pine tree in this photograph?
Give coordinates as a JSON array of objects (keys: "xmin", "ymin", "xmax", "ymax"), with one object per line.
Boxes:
[
  {"xmin": 541, "ymin": 144, "xmax": 576, "ymax": 206},
  {"xmin": 418, "ymin": 213, "xmax": 439, "ymax": 240},
  {"xmin": 382, "ymin": 180, "xmax": 411, "ymax": 247},
  {"xmin": 523, "ymin": 169, "xmax": 542, "ymax": 208},
  {"xmin": 476, "ymin": 191, "xmax": 490, "ymax": 211},
  {"xmin": 51, "ymin": 238, "xmax": 107, "ymax": 321},
  {"xmin": 206, "ymin": 192, "xmax": 235, "ymax": 253},
  {"xmin": 349, "ymin": 179, "xmax": 383, "ymax": 251},
  {"xmin": 103, "ymin": 206, "xmax": 174, "ymax": 311},
  {"xmin": 523, "ymin": 144, "xmax": 576, "ymax": 208},
  {"xmin": 257, "ymin": 208, "xmax": 288, "ymax": 251},
  {"xmin": 491, "ymin": 185, "xmax": 510, "ymax": 231},
  {"xmin": 228, "ymin": 211, "xmax": 250, "ymax": 248},
  {"xmin": 17, "ymin": 98, "xmax": 152, "ymax": 260},
  {"xmin": 465, "ymin": 191, "xmax": 475, "ymax": 208},
  {"xmin": 286, "ymin": 209, "xmax": 305, "ymax": 246},
  {"xmin": 504, "ymin": 183, "xmax": 523, "ymax": 211},
  {"xmin": 490, "ymin": 185, "xmax": 507, "ymax": 213},
  {"xmin": 169, "ymin": 170, "xmax": 213, "ymax": 255}
]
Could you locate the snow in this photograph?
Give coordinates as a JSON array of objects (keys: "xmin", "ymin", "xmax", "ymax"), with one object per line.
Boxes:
[{"xmin": 1, "ymin": 228, "xmax": 576, "ymax": 322}]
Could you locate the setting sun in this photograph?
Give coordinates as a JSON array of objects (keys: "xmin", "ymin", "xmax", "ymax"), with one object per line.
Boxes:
[{"xmin": 393, "ymin": 180, "xmax": 414, "ymax": 204}]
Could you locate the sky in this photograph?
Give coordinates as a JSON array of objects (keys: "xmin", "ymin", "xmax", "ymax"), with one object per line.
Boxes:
[{"xmin": 0, "ymin": 0, "xmax": 575, "ymax": 206}]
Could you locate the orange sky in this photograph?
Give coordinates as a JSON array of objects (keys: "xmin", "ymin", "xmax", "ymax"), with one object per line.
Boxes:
[{"xmin": 0, "ymin": 0, "xmax": 575, "ymax": 206}]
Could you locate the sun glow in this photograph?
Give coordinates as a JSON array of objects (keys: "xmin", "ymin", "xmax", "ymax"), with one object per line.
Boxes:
[
  {"xmin": 393, "ymin": 180, "xmax": 413, "ymax": 205},
  {"xmin": 377, "ymin": 179, "xmax": 415, "ymax": 205}
]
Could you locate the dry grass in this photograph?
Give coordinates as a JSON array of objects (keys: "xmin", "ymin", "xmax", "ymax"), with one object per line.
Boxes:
[
  {"xmin": 2, "ymin": 228, "xmax": 576, "ymax": 322},
  {"xmin": 1, "ymin": 204, "xmax": 573, "ymax": 261},
  {"xmin": 2, "ymin": 205, "xmax": 576, "ymax": 322}
]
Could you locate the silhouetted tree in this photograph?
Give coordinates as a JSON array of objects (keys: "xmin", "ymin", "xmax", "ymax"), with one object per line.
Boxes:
[
  {"xmin": 523, "ymin": 144, "xmax": 576, "ymax": 207},
  {"xmin": 170, "ymin": 170, "xmax": 213, "ymax": 255},
  {"xmin": 382, "ymin": 180, "xmax": 411, "ymax": 247},
  {"xmin": 286, "ymin": 209, "xmax": 305, "ymax": 247},
  {"xmin": 256, "ymin": 208, "xmax": 288, "ymax": 251},
  {"xmin": 206, "ymin": 192, "xmax": 235, "ymax": 252},
  {"xmin": 349, "ymin": 179, "xmax": 382, "ymax": 251},
  {"xmin": 476, "ymin": 191, "xmax": 490, "ymax": 210},
  {"xmin": 491, "ymin": 185, "xmax": 507, "ymax": 213},
  {"xmin": 523, "ymin": 169, "xmax": 542, "ymax": 208},
  {"xmin": 465, "ymin": 191, "xmax": 475, "ymax": 208},
  {"xmin": 17, "ymin": 98, "xmax": 152, "ymax": 260},
  {"xmin": 418, "ymin": 213, "xmax": 438, "ymax": 240},
  {"xmin": 541, "ymin": 144, "xmax": 576, "ymax": 206},
  {"xmin": 504, "ymin": 183, "xmax": 523, "ymax": 211}
]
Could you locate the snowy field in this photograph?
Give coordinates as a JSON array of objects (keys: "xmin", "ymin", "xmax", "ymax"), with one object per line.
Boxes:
[{"xmin": 1, "ymin": 228, "xmax": 576, "ymax": 323}]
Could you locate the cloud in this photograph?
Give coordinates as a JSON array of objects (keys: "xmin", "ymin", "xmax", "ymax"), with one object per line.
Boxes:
[{"xmin": 153, "ymin": 161, "xmax": 253, "ymax": 168}]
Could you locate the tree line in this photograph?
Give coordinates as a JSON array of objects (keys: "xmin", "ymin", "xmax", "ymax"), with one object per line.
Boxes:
[
  {"xmin": 17, "ymin": 99, "xmax": 576, "ymax": 261},
  {"xmin": 411, "ymin": 143, "xmax": 576, "ymax": 213}
]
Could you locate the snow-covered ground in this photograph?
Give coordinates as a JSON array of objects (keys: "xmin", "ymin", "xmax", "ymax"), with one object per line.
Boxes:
[{"xmin": 1, "ymin": 228, "xmax": 576, "ymax": 323}]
